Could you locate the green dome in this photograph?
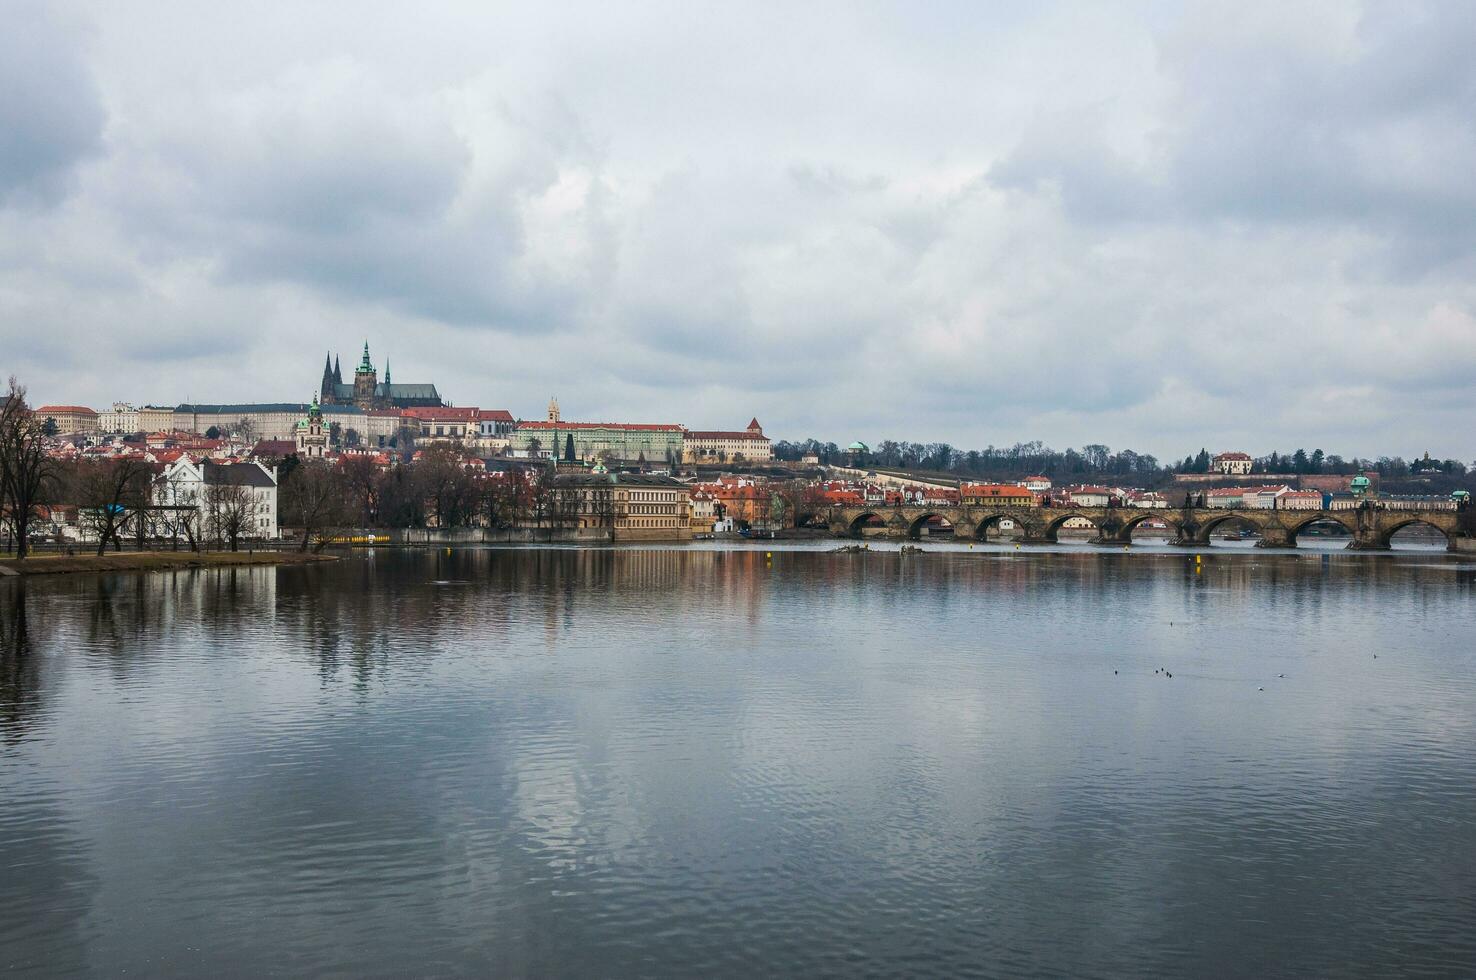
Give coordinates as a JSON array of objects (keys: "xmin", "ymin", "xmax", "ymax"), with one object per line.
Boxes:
[
  {"xmin": 847, "ymin": 441, "xmax": 869, "ymax": 452},
  {"xmin": 1350, "ymin": 475, "xmax": 1371, "ymax": 491}
]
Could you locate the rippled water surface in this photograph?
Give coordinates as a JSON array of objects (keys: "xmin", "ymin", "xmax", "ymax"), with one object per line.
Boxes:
[{"xmin": 3, "ymin": 545, "xmax": 1475, "ymax": 978}]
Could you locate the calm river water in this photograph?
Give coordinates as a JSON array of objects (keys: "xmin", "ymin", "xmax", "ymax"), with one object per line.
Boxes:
[{"xmin": 3, "ymin": 544, "xmax": 1475, "ymax": 978}]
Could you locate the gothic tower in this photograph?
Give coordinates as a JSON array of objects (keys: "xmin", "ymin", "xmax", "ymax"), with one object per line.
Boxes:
[
  {"xmin": 547, "ymin": 396, "xmax": 560, "ymax": 423},
  {"xmin": 320, "ymin": 352, "xmax": 335, "ymax": 402},
  {"xmin": 354, "ymin": 341, "xmax": 378, "ymax": 409}
]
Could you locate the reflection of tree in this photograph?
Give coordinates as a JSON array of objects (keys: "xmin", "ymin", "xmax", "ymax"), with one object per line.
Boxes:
[{"xmin": 0, "ymin": 583, "xmax": 39, "ymax": 740}]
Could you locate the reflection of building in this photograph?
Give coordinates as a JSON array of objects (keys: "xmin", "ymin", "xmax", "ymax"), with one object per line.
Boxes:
[
  {"xmin": 319, "ymin": 342, "xmax": 442, "ymax": 410},
  {"xmin": 1213, "ymin": 451, "xmax": 1253, "ymax": 475},
  {"xmin": 683, "ymin": 419, "xmax": 772, "ymax": 462},
  {"xmin": 36, "ymin": 405, "xmax": 98, "ymax": 435}
]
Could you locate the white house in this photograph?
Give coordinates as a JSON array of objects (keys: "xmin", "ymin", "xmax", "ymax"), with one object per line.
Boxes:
[
  {"xmin": 98, "ymin": 402, "xmax": 140, "ymax": 434},
  {"xmin": 157, "ymin": 458, "xmax": 279, "ymax": 541},
  {"xmin": 1213, "ymin": 452, "xmax": 1253, "ymax": 476},
  {"xmin": 1020, "ymin": 475, "xmax": 1052, "ymax": 492},
  {"xmin": 1067, "ymin": 486, "xmax": 1112, "ymax": 508},
  {"xmin": 1245, "ymin": 486, "xmax": 1292, "ymax": 509},
  {"xmin": 1279, "ymin": 490, "xmax": 1324, "ymax": 510}
]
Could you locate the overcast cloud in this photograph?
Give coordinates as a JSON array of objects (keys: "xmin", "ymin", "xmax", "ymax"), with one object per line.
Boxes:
[{"xmin": 2, "ymin": 0, "xmax": 1474, "ymax": 460}]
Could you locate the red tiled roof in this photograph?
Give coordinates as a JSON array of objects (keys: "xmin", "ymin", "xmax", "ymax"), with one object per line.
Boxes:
[
  {"xmin": 684, "ymin": 430, "xmax": 770, "ymax": 440},
  {"xmin": 401, "ymin": 407, "xmax": 479, "ymax": 421},
  {"xmin": 251, "ymin": 439, "xmax": 298, "ymax": 457},
  {"xmin": 477, "ymin": 409, "xmax": 515, "ymax": 422},
  {"xmin": 518, "ymin": 421, "xmax": 682, "ymax": 432},
  {"xmin": 962, "ymin": 484, "xmax": 1035, "ymax": 498},
  {"xmin": 37, "ymin": 405, "xmax": 97, "ymax": 415}
]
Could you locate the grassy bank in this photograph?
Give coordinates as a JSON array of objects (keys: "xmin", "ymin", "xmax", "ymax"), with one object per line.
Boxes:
[{"xmin": 0, "ymin": 551, "xmax": 339, "ymax": 577}]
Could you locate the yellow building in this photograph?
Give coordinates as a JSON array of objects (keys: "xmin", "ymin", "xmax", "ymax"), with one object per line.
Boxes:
[
  {"xmin": 683, "ymin": 418, "xmax": 773, "ymax": 463},
  {"xmin": 36, "ymin": 405, "xmax": 99, "ymax": 435},
  {"xmin": 553, "ymin": 471, "xmax": 693, "ymax": 541}
]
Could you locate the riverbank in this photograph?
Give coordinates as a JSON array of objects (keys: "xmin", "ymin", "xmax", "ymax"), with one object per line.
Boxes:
[{"xmin": 0, "ymin": 551, "xmax": 339, "ymax": 577}]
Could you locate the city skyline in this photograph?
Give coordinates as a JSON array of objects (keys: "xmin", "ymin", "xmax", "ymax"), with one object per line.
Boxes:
[{"xmin": 5, "ymin": 2, "xmax": 1476, "ymax": 461}]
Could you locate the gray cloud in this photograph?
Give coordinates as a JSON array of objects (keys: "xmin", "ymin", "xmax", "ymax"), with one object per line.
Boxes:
[
  {"xmin": 2, "ymin": 1, "xmax": 1475, "ymax": 460},
  {"xmin": 0, "ymin": 2, "xmax": 105, "ymax": 206}
]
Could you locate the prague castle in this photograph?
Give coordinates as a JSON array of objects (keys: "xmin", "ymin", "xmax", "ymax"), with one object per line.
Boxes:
[{"xmin": 319, "ymin": 342, "xmax": 443, "ymax": 410}]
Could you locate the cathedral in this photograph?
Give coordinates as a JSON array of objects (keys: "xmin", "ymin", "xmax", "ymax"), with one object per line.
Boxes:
[{"xmin": 319, "ymin": 342, "xmax": 443, "ymax": 410}]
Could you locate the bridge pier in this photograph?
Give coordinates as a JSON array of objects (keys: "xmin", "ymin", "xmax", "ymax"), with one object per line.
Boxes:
[{"xmin": 1256, "ymin": 528, "xmax": 1294, "ymax": 549}]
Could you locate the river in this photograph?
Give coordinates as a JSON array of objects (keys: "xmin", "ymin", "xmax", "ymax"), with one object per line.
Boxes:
[{"xmin": 3, "ymin": 544, "xmax": 1475, "ymax": 977}]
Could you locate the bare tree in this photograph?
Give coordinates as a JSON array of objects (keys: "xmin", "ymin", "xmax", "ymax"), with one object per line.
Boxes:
[
  {"xmin": 281, "ymin": 460, "xmax": 345, "ymax": 551},
  {"xmin": 81, "ymin": 458, "xmax": 154, "ymax": 556},
  {"xmin": 233, "ymin": 417, "xmax": 256, "ymax": 444},
  {"xmin": 156, "ymin": 485, "xmax": 203, "ymax": 552},
  {"xmin": 0, "ymin": 378, "xmax": 57, "ymax": 559},
  {"xmin": 205, "ymin": 476, "xmax": 253, "ymax": 551}
]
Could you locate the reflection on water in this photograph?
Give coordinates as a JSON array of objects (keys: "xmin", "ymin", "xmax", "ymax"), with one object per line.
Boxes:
[{"xmin": 2, "ymin": 548, "xmax": 1476, "ymax": 978}]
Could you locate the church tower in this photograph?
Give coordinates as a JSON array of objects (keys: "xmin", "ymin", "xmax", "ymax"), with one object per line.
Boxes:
[
  {"xmin": 296, "ymin": 395, "xmax": 328, "ymax": 458},
  {"xmin": 320, "ymin": 353, "xmax": 335, "ymax": 403},
  {"xmin": 547, "ymin": 396, "xmax": 560, "ymax": 423},
  {"xmin": 354, "ymin": 341, "xmax": 378, "ymax": 410}
]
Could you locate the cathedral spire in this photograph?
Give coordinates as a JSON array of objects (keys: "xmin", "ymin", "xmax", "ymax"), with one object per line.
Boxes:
[
  {"xmin": 333, "ymin": 355, "xmax": 342, "ymax": 384},
  {"xmin": 359, "ymin": 340, "xmax": 373, "ymax": 372},
  {"xmin": 384, "ymin": 358, "xmax": 391, "ymax": 385}
]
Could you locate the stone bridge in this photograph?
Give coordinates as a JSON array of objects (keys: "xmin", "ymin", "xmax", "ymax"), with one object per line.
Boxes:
[{"xmin": 824, "ymin": 503, "xmax": 1472, "ymax": 550}]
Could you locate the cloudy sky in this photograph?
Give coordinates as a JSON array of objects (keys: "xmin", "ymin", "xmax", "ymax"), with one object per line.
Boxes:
[{"xmin": 3, "ymin": 1, "xmax": 1474, "ymax": 461}]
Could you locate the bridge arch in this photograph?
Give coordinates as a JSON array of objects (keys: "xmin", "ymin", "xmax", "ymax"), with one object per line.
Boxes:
[
  {"xmin": 906, "ymin": 512, "xmax": 954, "ymax": 540},
  {"xmin": 1195, "ymin": 511, "xmax": 1270, "ymax": 544},
  {"xmin": 972, "ymin": 510, "xmax": 1037, "ymax": 541},
  {"xmin": 1381, "ymin": 516, "xmax": 1454, "ymax": 549},
  {"xmin": 846, "ymin": 511, "xmax": 887, "ymax": 536},
  {"xmin": 1119, "ymin": 511, "xmax": 1181, "ymax": 541},
  {"xmin": 1042, "ymin": 512, "xmax": 1099, "ymax": 543},
  {"xmin": 1285, "ymin": 511, "xmax": 1356, "ymax": 546}
]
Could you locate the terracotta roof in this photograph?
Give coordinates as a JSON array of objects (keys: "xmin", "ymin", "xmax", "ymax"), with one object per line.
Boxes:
[
  {"xmin": 961, "ymin": 484, "xmax": 1033, "ymax": 496},
  {"xmin": 684, "ymin": 430, "xmax": 770, "ymax": 440},
  {"xmin": 401, "ymin": 407, "xmax": 479, "ymax": 421},
  {"xmin": 1214, "ymin": 452, "xmax": 1252, "ymax": 460},
  {"xmin": 251, "ymin": 439, "xmax": 298, "ymax": 457},
  {"xmin": 518, "ymin": 421, "xmax": 682, "ymax": 432},
  {"xmin": 478, "ymin": 409, "xmax": 515, "ymax": 422},
  {"xmin": 37, "ymin": 405, "xmax": 97, "ymax": 415}
]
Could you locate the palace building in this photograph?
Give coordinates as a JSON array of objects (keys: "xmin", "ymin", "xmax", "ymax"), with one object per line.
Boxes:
[
  {"xmin": 514, "ymin": 398, "xmax": 684, "ymax": 465},
  {"xmin": 320, "ymin": 342, "xmax": 443, "ymax": 410},
  {"xmin": 682, "ymin": 418, "xmax": 773, "ymax": 463}
]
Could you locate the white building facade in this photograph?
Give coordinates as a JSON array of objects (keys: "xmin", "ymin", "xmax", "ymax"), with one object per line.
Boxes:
[{"xmin": 156, "ymin": 458, "xmax": 279, "ymax": 540}]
